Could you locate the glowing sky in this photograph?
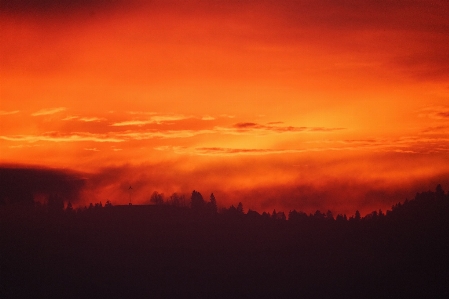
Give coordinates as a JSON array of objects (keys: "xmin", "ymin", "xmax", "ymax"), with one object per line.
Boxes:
[{"xmin": 1, "ymin": 0, "xmax": 449, "ymax": 215}]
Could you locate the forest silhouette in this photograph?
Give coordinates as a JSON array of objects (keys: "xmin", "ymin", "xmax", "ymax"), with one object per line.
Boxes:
[{"xmin": 1, "ymin": 185, "xmax": 448, "ymax": 298}]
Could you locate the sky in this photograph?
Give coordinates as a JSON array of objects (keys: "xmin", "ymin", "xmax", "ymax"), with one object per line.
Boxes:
[{"xmin": 1, "ymin": 0, "xmax": 449, "ymax": 215}]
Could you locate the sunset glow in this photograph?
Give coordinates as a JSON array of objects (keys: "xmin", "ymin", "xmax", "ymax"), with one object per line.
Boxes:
[{"xmin": 1, "ymin": 0, "xmax": 449, "ymax": 215}]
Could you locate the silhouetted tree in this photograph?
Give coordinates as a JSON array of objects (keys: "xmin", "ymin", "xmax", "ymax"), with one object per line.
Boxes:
[
  {"xmin": 150, "ymin": 191, "xmax": 164, "ymax": 205},
  {"xmin": 190, "ymin": 190, "xmax": 205, "ymax": 209},
  {"xmin": 169, "ymin": 193, "xmax": 181, "ymax": 207},
  {"xmin": 336, "ymin": 214, "xmax": 347, "ymax": 222},
  {"xmin": 436, "ymin": 184, "xmax": 445, "ymax": 200},
  {"xmin": 247, "ymin": 209, "xmax": 260, "ymax": 219},
  {"xmin": 313, "ymin": 210, "xmax": 325, "ymax": 220},
  {"xmin": 237, "ymin": 202, "xmax": 244, "ymax": 214},
  {"xmin": 278, "ymin": 211, "xmax": 286, "ymax": 220},
  {"xmin": 288, "ymin": 210, "xmax": 308, "ymax": 222},
  {"xmin": 354, "ymin": 210, "xmax": 361, "ymax": 221},
  {"xmin": 207, "ymin": 193, "xmax": 218, "ymax": 213},
  {"xmin": 222, "ymin": 204, "xmax": 240, "ymax": 216}
]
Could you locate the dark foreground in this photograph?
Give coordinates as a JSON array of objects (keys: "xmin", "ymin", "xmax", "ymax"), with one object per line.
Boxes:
[{"xmin": 1, "ymin": 189, "xmax": 448, "ymax": 298}]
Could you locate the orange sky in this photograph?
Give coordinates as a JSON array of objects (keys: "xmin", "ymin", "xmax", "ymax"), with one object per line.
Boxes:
[{"xmin": 1, "ymin": 0, "xmax": 449, "ymax": 215}]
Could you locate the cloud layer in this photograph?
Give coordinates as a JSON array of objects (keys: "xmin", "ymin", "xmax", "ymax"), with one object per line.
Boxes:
[{"xmin": 1, "ymin": 1, "xmax": 448, "ymax": 215}]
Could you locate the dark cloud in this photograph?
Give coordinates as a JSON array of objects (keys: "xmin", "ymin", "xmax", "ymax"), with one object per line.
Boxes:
[
  {"xmin": 309, "ymin": 127, "xmax": 345, "ymax": 132},
  {"xmin": 265, "ymin": 0, "xmax": 449, "ymax": 81},
  {"xmin": 422, "ymin": 125, "xmax": 449, "ymax": 133},
  {"xmin": 231, "ymin": 122, "xmax": 344, "ymax": 133},
  {"xmin": 0, "ymin": 0, "xmax": 126, "ymax": 16},
  {"xmin": 196, "ymin": 147, "xmax": 273, "ymax": 155},
  {"xmin": 3, "ymin": 0, "xmax": 447, "ymax": 81},
  {"xmin": 276, "ymin": 0, "xmax": 449, "ymax": 32},
  {"xmin": 234, "ymin": 122, "xmax": 260, "ymax": 129},
  {"xmin": 0, "ymin": 165, "xmax": 86, "ymax": 204},
  {"xmin": 437, "ymin": 112, "xmax": 449, "ymax": 119}
]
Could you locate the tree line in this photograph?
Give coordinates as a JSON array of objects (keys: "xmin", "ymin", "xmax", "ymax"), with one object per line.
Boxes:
[{"xmin": 21, "ymin": 184, "xmax": 449, "ymax": 226}]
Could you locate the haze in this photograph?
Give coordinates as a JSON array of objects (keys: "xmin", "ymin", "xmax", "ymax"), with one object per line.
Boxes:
[{"xmin": 1, "ymin": 0, "xmax": 448, "ymax": 215}]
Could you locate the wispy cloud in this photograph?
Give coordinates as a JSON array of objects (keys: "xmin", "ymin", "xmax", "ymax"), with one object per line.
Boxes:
[
  {"xmin": 63, "ymin": 115, "xmax": 106, "ymax": 122},
  {"xmin": 111, "ymin": 114, "xmax": 192, "ymax": 126},
  {"xmin": 127, "ymin": 111, "xmax": 157, "ymax": 115},
  {"xmin": 79, "ymin": 117, "xmax": 106, "ymax": 122},
  {"xmin": 111, "ymin": 120, "xmax": 152, "ymax": 127},
  {"xmin": 437, "ymin": 112, "xmax": 449, "ymax": 119},
  {"xmin": 117, "ymin": 129, "xmax": 214, "ymax": 139},
  {"xmin": 189, "ymin": 134, "xmax": 449, "ymax": 156},
  {"xmin": 421, "ymin": 125, "xmax": 449, "ymax": 134},
  {"xmin": 217, "ymin": 122, "xmax": 345, "ymax": 135},
  {"xmin": 154, "ymin": 146, "xmax": 171, "ymax": 151},
  {"xmin": 418, "ymin": 106, "xmax": 449, "ymax": 120},
  {"xmin": 194, "ymin": 147, "xmax": 305, "ymax": 156},
  {"xmin": 0, "ymin": 132, "xmax": 124, "ymax": 143},
  {"xmin": 0, "ymin": 110, "xmax": 19, "ymax": 115},
  {"xmin": 32, "ymin": 107, "xmax": 66, "ymax": 116},
  {"xmin": 62, "ymin": 115, "xmax": 79, "ymax": 121}
]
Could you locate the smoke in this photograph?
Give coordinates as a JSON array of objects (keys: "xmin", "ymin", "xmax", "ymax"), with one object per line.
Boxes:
[
  {"xmin": 74, "ymin": 161, "xmax": 449, "ymax": 216},
  {"xmin": 2, "ymin": 162, "xmax": 447, "ymax": 216}
]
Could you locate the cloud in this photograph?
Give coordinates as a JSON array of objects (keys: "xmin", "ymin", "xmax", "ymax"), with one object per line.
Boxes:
[
  {"xmin": 69, "ymin": 155, "xmax": 449, "ymax": 216},
  {"xmin": 220, "ymin": 122, "xmax": 345, "ymax": 135},
  {"xmin": 230, "ymin": 175, "xmax": 449, "ymax": 216},
  {"xmin": 63, "ymin": 115, "xmax": 106, "ymax": 122},
  {"xmin": 234, "ymin": 122, "xmax": 260, "ymax": 129},
  {"xmin": 191, "ymin": 134, "xmax": 449, "ymax": 156},
  {"xmin": 0, "ymin": 165, "xmax": 86, "ymax": 204},
  {"xmin": 421, "ymin": 126, "xmax": 449, "ymax": 134},
  {"xmin": 419, "ymin": 106, "xmax": 449, "ymax": 120},
  {"xmin": 31, "ymin": 107, "xmax": 66, "ymax": 116},
  {"xmin": 62, "ymin": 115, "xmax": 106, "ymax": 122},
  {"xmin": 79, "ymin": 117, "xmax": 106, "ymax": 122},
  {"xmin": 62, "ymin": 115, "xmax": 79, "ymax": 121},
  {"xmin": 0, "ymin": 0, "xmax": 129, "ymax": 17},
  {"xmin": 437, "ymin": 112, "xmax": 449, "ymax": 119},
  {"xmin": 194, "ymin": 147, "xmax": 306, "ymax": 156},
  {"xmin": 337, "ymin": 136, "xmax": 449, "ymax": 154},
  {"xmin": 111, "ymin": 114, "xmax": 192, "ymax": 126},
  {"xmin": 392, "ymin": 47, "xmax": 449, "ymax": 81},
  {"xmin": 111, "ymin": 120, "xmax": 151, "ymax": 127},
  {"xmin": 0, "ymin": 110, "xmax": 19, "ymax": 115},
  {"xmin": 117, "ymin": 129, "xmax": 213, "ymax": 139},
  {"xmin": 0, "ymin": 132, "xmax": 123, "ymax": 143}
]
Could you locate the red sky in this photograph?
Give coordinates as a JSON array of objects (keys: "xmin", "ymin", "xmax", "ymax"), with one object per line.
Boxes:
[{"xmin": 1, "ymin": 0, "xmax": 449, "ymax": 215}]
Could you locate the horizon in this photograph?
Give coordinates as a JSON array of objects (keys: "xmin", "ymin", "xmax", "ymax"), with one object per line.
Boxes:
[{"xmin": 1, "ymin": 0, "xmax": 449, "ymax": 216}]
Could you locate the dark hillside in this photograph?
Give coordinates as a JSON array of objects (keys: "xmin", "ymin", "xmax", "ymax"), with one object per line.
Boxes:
[{"xmin": 1, "ymin": 187, "xmax": 448, "ymax": 298}]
